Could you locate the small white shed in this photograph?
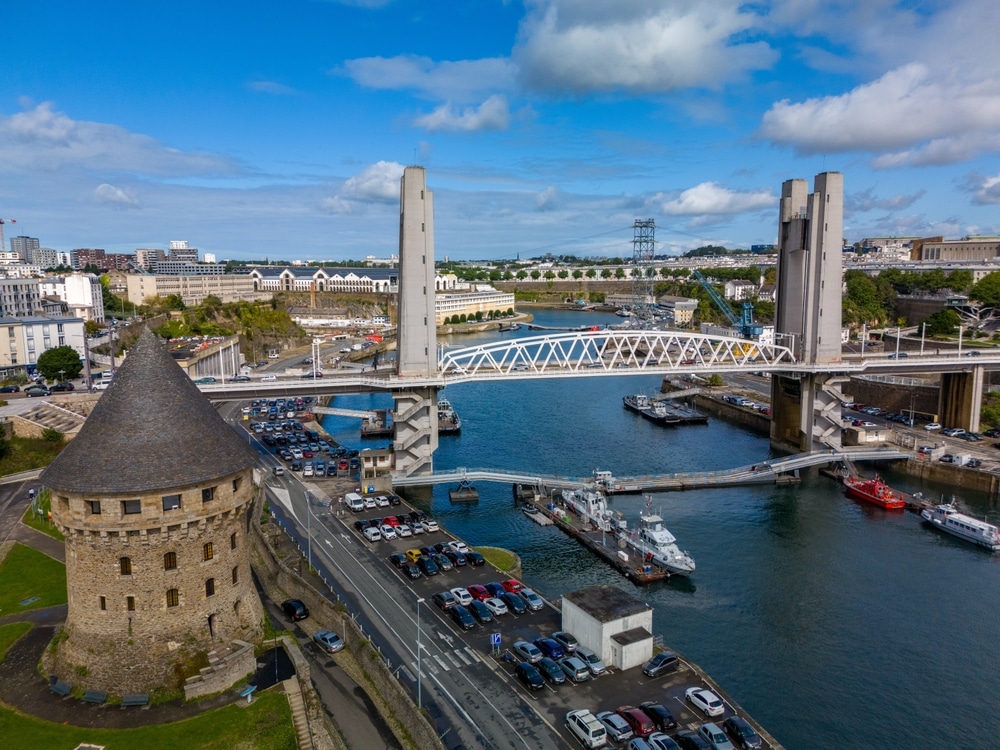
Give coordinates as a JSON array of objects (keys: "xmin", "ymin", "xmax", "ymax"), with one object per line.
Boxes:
[{"xmin": 562, "ymin": 585, "xmax": 654, "ymax": 671}]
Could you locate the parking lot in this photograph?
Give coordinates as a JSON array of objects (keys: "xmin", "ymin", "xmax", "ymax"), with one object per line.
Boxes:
[{"xmin": 339, "ymin": 493, "xmax": 774, "ymax": 749}]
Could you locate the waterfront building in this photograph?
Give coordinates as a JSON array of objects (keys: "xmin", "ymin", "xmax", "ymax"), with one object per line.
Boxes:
[
  {"xmin": 125, "ymin": 273, "xmax": 270, "ymax": 307},
  {"xmin": 655, "ymin": 295, "xmax": 698, "ymax": 325},
  {"xmin": 562, "ymin": 585, "xmax": 653, "ymax": 671},
  {"xmin": 911, "ymin": 236, "xmax": 1000, "ymax": 262},
  {"xmin": 435, "ymin": 286, "xmax": 515, "ymax": 325},
  {"xmin": 40, "ymin": 329, "xmax": 264, "ymax": 694}
]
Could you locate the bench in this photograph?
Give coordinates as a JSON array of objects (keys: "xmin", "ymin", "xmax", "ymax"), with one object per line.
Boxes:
[
  {"xmin": 82, "ymin": 690, "xmax": 107, "ymax": 704},
  {"xmin": 49, "ymin": 679, "xmax": 72, "ymax": 697},
  {"xmin": 122, "ymin": 694, "xmax": 149, "ymax": 708}
]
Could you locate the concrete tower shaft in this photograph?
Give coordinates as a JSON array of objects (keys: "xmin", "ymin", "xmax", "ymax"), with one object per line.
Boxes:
[
  {"xmin": 775, "ymin": 172, "xmax": 843, "ymax": 364},
  {"xmin": 396, "ymin": 166, "xmax": 437, "ymax": 378}
]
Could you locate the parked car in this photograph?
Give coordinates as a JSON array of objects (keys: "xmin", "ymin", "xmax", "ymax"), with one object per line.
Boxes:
[
  {"xmin": 465, "ymin": 550, "xmax": 486, "ymax": 566},
  {"xmin": 514, "ymin": 661, "xmax": 545, "ymax": 691},
  {"xmin": 403, "ymin": 563, "xmax": 422, "ymax": 580},
  {"xmin": 24, "ymin": 385, "xmax": 50, "ymax": 397},
  {"xmin": 674, "ymin": 729, "xmax": 713, "ymax": 750},
  {"xmin": 596, "ymin": 710, "xmax": 634, "ymax": 743},
  {"xmin": 483, "ymin": 597, "xmax": 508, "ymax": 616},
  {"xmin": 942, "ymin": 427, "xmax": 966, "ymax": 437},
  {"xmin": 566, "ymin": 709, "xmax": 609, "ymax": 749},
  {"xmin": 648, "ymin": 733, "xmax": 682, "ymax": 750},
  {"xmin": 559, "ymin": 655, "xmax": 591, "ymax": 683},
  {"xmin": 432, "ymin": 553, "xmax": 453, "ymax": 571},
  {"xmin": 501, "ymin": 578, "xmax": 524, "ymax": 593},
  {"xmin": 467, "ymin": 584, "xmax": 490, "ymax": 601},
  {"xmin": 388, "ymin": 553, "xmax": 407, "ymax": 569},
  {"xmin": 363, "ymin": 527, "xmax": 382, "ymax": 542},
  {"xmin": 468, "ymin": 599, "xmax": 493, "ymax": 624},
  {"xmin": 685, "ymin": 687, "xmax": 726, "ymax": 717},
  {"xmin": 722, "ymin": 716, "xmax": 762, "ymax": 749},
  {"xmin": 616, "ymin": 705, "xmax": 655, "ymax": 738},
  {"xmin": 313, "ymin": 630, "xmax": 345, "ymax": 653},
  {"xmin": 0, "ymin": 385, "xmax": 20, "ymax": 393},
  {"xmin": 577, "ymin": 645, "xmax": 607, "ymax": 676},
  {"xmin": 424, "ymin": 519, "xmax": 440, "ymax": 532},
  {"xmin": 499, "ymin": 591, "xmax": 526, "ymax": 614},
  {"xmin": 281, "ymin": 599, "xmax": 309, "ymax": 622},
  {"xmin": 643, "ymin": 651, "xmax": 680, "ymax": 677},
  {"xmin": 639, "ymin": 702, "xmax": 677, "ymax": 731},
  {"xmin": 193, "ymin": 376, "xmax": 217, "ymax": 384},
  {"xmin": 553, "ymin": 631, "xmax": 579, "ymax": 653},
  {"xmin": 50, "ymin": 381, "xmax": 75, "ymax": 391},
  {"xmin": 697, "ymin": 723, "xmax": 735, "ymax": 750},
  {"xmin": 519, "ymin": 588, "xmax": 544, "ymax": 611},
  {"xmin": 533, "ymin": 637, "xmax": 565, "ymax": 660},
  {"xmin": 485, "ymin": 582, "xmax": 506, "ymax": 598},
  {"xmin": 432, "ymin": 591, "xmax": 457, "ymax": 610},
  {"xmin": 449, "ymin": 587, "xmax": 473, "ymax": 606},
  {"xmin": 418, "ymin": 556, "xmax": 439, "ymax": 576},
  {"xmin": 513, "ymin": 640, "xmax": 543, "ymax": 663},
  {"xmin": 447, "ymin": 540, "xmax": 470, "ymax": 554},
  {"xmin": 536, "ymin": 656, "xmax": 565, "ymax": 685},
  {"xmin": 448, "ymin": 604, "xmax": 476, "ymax": 630}
]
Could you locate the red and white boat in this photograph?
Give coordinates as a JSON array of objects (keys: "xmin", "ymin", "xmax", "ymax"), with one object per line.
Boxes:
[{"xmin": 843, "ymin": 475, "xmax": 906, "ymax": 510}]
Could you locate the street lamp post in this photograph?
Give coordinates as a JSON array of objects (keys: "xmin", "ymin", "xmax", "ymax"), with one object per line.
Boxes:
[
  {"xmin": 895, "ymin": 328, "xmax": 901, "ymax": 359},
  {"xmin": 416, "ymin": 597, "xmax": 425, "ymax": 709},
  {"xmin": 959, "ymin": 326, "xmax": 964, "ymax": 355},
  {"xmin": 921, "ymin": 322, "xmax": 927, "ymax": 355},
  {"xmin": 861, "ymin": 323, "xmax": 866, "ymax": 358}
]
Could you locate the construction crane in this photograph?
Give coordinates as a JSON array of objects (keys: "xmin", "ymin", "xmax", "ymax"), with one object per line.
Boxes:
[
  {"xmin": 0, "ymin": 218, "xmax": 15, "ymax": 254},
  {"xmin": 691, "ymin": 269, "xmax": 763, "ymax": 339}
]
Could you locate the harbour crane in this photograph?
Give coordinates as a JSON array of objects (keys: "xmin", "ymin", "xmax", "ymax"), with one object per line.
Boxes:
[
  {"xmin": 0, "ymin": 218, "xmax": 15, "ymax": 253},
  {"xmin": 691, "ymin": 268, "xmax": 763, "ymax": 339}
]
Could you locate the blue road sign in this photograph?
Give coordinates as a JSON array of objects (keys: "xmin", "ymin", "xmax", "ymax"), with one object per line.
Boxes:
[{"xmin": 490, "ymin": 632, "xmax": 501, "ymax": 646}]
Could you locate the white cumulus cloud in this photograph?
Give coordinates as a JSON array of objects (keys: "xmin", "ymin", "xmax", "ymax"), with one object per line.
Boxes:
[
  {"xmin": 94, "ymin": 183, "xmax": 140, "ymax": 209},
  {"xmin": 414, "ymin": 95, "xmax": 511, "ymax": 133},
  {"xmin": 658, "ymin": 182, "xmax": 776, "ymax": 216},
  {"xmin": 536, "ymin": 186, "xmax": 559, "ymax": 211},
  {"xmin": 340, "ymin": 56, "xmax": 515, "ymax": 101},
  {"xmin": 514, "ymin": 0, "xmax": 776, "ymax": 93},
  {"xmin": 340, "ymin": 160, "xmax": 405, "ymax": 202}
]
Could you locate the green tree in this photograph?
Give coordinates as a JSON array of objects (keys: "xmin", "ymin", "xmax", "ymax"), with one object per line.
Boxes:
[
  {"xmin": 530, "ymin": 270, "xmax": 541, "ymax": 280},
  {"xmin": 474, "ymin": 311, "xmax": 483, "ymax": 322},
  {"xmin": 586, "ymin": 269, "xmax": 596, "ymax": 279},
  {"xmin": 572, "ymin": 269, "xmax": 582, "ymax": 280},
  {"xmin": 516, "ymin": 270, "xmax": 527, "ymax": 281},
  {"xmin": 36, "ymin": 346, "xmax": 84, "ymax": 381},
  {"xmin": 706, "ymin": 374, "xmax": 725, "ymax": 387},
  {"xmin": 970, "ymin": 271, "xmax": 1000, "ymax": 306},
  {"xmin": 614, "ymin": 268, "xmax": 626, "ymax": 279},
  {"xmin": 924, "ymin": 309, "xmax": 961, "ymax": 336},
  {"xmin": 166, "ymin": 294, "xmax": 186, "ymax": 311},
  {"xmin": 83, "ymin": 320, "xmax": 103, "ymax": 336}
]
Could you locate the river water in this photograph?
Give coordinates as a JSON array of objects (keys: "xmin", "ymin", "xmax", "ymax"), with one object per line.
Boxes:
[{"xmin": 323, "ymin": 310, "xmax": 1000, "ymax": 750}]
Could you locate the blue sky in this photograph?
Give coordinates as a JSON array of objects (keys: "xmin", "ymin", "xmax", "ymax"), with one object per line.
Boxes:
[{"xmin": 3, "ymin": 0, "xmax": 1000, "ymax": 262}]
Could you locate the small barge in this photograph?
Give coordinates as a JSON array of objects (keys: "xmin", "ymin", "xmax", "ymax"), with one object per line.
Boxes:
[
  {"xmin": 448, "ymin": 480, "xmax": 479, "ymax": 504},
  {"xmin": 361, "ymin": 409, "xmax": 393, "ymax": 438},
  {"xmin": 438, "ymin": 398, "xmax": 462, "ymax": 434},
  {"xmin": 623, "ymin": 394, "xmax": 708, "ymax": 427}
]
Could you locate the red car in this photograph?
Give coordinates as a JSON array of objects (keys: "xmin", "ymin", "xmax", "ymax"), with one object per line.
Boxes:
[
  {"xmin": 467, "ymin": 584, "xmax": 491, "ymax": 602},
  {"xmin": 616, "ymin": 706, "xmax": 655, "ymax": 738},
  {"xmin": 382, "ymin": 515, "xmax": 401, "ymax": 527},
  {"xmin": 501, "ymin": 579, "xmax": 524, "ymax": 594}
]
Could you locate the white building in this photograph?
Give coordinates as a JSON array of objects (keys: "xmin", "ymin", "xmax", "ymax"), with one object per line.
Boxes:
[
  {"xmin": 0, "ymin": 315, "xmax": 86, "ymax": 378},
  {"xmin": 724, "ymin": 279, "xmax": 756, "ymax": 300},
  {"xmin": 39, "ymin": 273, "xmax": 105, "ymax": 323},
  {"xmin": 561, "ymin": 585, "xmax": 654, "ymax": 671},
  {"xmin": 435, "ymin": 287, "xmax": 514, "ymax": 325},
  {"xmin": 0, "ymin": 277, "xmax": 42, "ymax": 316}
]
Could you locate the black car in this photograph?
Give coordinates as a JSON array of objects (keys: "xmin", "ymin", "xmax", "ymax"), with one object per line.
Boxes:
[
  {"xmin": 499, "ymin": 591, "xmax": 526, "ymax": 615},
  {"xmin": 443, "ymin": 549, "xmax": 467, "ymax": 566},
  {"xmin": 281, "ymin": 599, "xmax": 309, "ymax": 622},
  {"xmin": 24, "ymin": 385, "xmax": 50, "ymax": 397},
  {"xmin": 418, "ymin": 556, "xmax": 439, "ymax": 576},
  {"xmin": 388, "ymin": 494, "xmax": 401, "ymax": 506},
  {"xmin": 408, "ymin": 511, "xmax": 426, "ymax": 524},
  {"xmin": 449, "ymin": 604, "xmax": 476, "ymax": 630},
  {"xmin": 984, "ymin": 428, "xmax": 1000, "ymax": 438},
  {"xmin": 0, "ymin": 384, "xmax": 19, "ymax": 393},
  {"xmin": 354, "ymin": 519, "xmax": 371, "ymax": 533},
  {"xmin": 514, "ymin": 661, "xmax": 545, "ymax": 690},
  {"xmin": 643, "ymin": 650, "xmax": 679, "ymax": 677},
  {"xmin": 229, "ymin": 375, "xmax": 251, "ymax": 382},
  {"xmin": 403, "ymin": 563, "xmax": 422, "ymax": 580},
  {"xmin": 722, "ymin": 716, "xmax": 763, "ymax": 749},
  {"xmin": 50, "ymin": 381, "xmax": 75, "ymax": 391},
  {"xmin": 388, "ymin": 553, "xmax": 407, "ymax": 569},
  {"xmin": 675, "ymin": 730, "xmax": 712, "ymax": 750},
  {"xmin": 468, "ymin": 599, "xmax": 493, "ymax": 624},
  {"xmin": 639, "ymin": 701, "xmax": 678, "ymax": 731},
  {"xmin": 465, "ymin": 551, "xmax": 486, "ymax": 567}
]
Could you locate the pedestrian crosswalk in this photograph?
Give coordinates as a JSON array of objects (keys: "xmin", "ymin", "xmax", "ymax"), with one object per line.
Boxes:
[{"xmin": 410, "ymin": 646, "xmax": 481, "ymax": 679}]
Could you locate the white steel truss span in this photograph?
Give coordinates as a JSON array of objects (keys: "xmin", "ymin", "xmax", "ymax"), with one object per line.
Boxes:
[{"xmin": 438, "ymin": 331, "xmax": 796, "ymax": 378}]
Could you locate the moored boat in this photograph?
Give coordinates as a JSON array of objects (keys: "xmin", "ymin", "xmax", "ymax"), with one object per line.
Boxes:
[
  {"xmin": 438, "ymin": 398, "xmax": 462, "ymax": 434},
  {"xmin": 619, "ymin": 513, "xmax": 696, "ymax": 576},
  {"xmin": 843, "ymin": 475, "xmax": 906, "ymax": 509},
  {"xmin": 920, "ymin": 502, "xmax": 1000, "ymax": 552}
]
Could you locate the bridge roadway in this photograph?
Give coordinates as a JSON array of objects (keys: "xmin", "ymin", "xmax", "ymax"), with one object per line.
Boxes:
[
  {"xmin": 390, "ymin": 447, "xmax": 909, "ymax": 492},
  {"xmin": 194, "ymin": 331, "xmax": 1000, "ymax": 402}
]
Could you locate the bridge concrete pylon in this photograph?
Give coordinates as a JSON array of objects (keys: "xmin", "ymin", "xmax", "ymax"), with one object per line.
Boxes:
[
  {"xmin": 393, "ymin": 166, "xmax": 439, "ymax": 477},
  {"xmin": 770, "ymin": 172, "xmax": 847, "ymax": 453}
]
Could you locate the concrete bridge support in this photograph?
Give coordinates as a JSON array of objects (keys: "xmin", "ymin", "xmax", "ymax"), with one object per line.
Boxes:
[
  {"xmin": 938, "ymin": 367, "xmax": 983, "ymax": 433},
  {"xmin": 392, "ymin": 387, "xmax": 439, "ymax": 477},
  {"xmin": 770, "ymin": 372, "xmax": 847, "ymax": 453}
]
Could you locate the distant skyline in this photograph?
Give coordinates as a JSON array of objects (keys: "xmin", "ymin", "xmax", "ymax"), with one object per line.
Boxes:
[{"xmin": 3, "ymin": 1, "xmax": 1000, "ymax": 261}]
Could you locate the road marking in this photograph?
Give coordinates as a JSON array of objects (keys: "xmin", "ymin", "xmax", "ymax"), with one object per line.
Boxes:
[
  {"xmin": 445, "ymin": 651, "xmax": 462, "ymax": 668},
  {"xmin": 433, "ymin": 654, "xmax": 449, "ymax": 672},
  {"xmin": 399, "ymin": 666, "xmax": 415, "ymax": 682},
  {"xmin": 455, "ymin": 649, "xmax": 472, "ymax": 665}
]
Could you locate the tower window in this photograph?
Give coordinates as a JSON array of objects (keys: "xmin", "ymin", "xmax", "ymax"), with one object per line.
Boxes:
[
  {"xmin": 205, "ymin": 578, "xmax": 215, "ymax": 597},
  {"xmin": 89, "ymin": 500, "xmax": 101, "ymax": 515},
  {"xmin": 167, "ymin": 589, "xmax": 179, "ymax": 608},
  {"xmin": 127, "ymin": 596, "xmax": 136, "ymax": 612},
  {"xmin": 164, "ymin": 551, "xmax": 177, "ymax": 570},
  {"xmin": 202, "ymin": 487, "xmax": 216, "ymax": 503},
  {"xmin": 203, "ymin": 542, "xmax": 214, "ymax": 561},
  {"xmin": 99, "ymin": 596, "xmax": 106, "ymax": 611},
  {"xmin": 232, "ymin": 566, "xmax": 239, "ymax": 585},
  {"xmin": 119, "ymin": 557, "xmax": 132, "ymax": 576},
  {"xmin": 162, "ymin": 494, "xmax": 181, "ymax": 511},
  {"xmin": 232, "ymin": 477, "xmax": 241, "ymax": 493},
  {"xmin": 122, "ymin": 499, "xmax": 141, "ymax": 515},
  {"xmin": 230, "ymin": 532, "xmax": 237, "ymax": 550}
]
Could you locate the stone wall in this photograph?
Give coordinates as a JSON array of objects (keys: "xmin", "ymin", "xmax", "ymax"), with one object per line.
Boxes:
[
  {"xmin": 183, "ymin": 639, "xmax": 257, "ymax": 700},
  {"xmin": 249, "ymin": 505, "xmax": 444, "ymax": 750}
]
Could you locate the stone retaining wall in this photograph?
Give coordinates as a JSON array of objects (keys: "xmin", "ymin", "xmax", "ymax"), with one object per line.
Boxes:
[{"xmin": 183, "ymin": 640, "xmax": 257, "ymax": 700}]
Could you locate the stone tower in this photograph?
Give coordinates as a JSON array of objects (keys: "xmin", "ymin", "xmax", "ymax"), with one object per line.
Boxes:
[{"xmin": 41, "ymin": 329, "xmax": 264, "ymax": 694}]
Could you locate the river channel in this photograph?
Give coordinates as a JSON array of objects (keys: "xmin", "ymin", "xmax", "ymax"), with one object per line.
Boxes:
[{"xmin": 322, "ymin": 310, "xmax": 1000, "ymax": 750}]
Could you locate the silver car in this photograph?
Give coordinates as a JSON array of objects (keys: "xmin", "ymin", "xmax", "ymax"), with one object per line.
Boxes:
[
  {"xmin": 313, "ymin": 630, "xmax": 345, "ymax": 654},
  {"xmin": 596, "ymin": 710, "xmax": 634, "ymax": 742},
  {"xmin": 575, "ymin": 645, "xmax": 607, "ymax": 676},
  {"xmin": 558, "ymin": 655, "xmax": 591, "ymax": 682}
]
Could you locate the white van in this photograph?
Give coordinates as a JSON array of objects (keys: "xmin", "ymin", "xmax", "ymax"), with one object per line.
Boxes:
[
  {"xmin": 344, "ymin": 492, "xmax": 365, "ymax": 512},
  {"xmin": 566, "ymin": 709, "xmax": 607, "ymax": 748}
]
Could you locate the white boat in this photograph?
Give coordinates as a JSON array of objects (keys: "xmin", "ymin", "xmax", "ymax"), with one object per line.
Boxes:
[
  {"xmin": 560, "ymin": 487, "xmax": 621, "ymax": 533},
  {"xmin": 438, "ymin": 398, "xmax": 462, "ymax": 433},
  {"xmin": 620, "ymin": 514, "xmax": 696, "ymax": 576},
  {"xmin": 920, "ymin": 502, "xmax": 1000, "ymax": 552}
]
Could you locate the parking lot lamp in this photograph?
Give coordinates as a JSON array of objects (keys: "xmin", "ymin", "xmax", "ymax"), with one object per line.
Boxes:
[{"xmin": 417, "ymin": 597, "xmax": 426, "ymax": 709}]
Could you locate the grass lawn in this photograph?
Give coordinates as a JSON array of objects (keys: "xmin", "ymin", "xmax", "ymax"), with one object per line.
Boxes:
[
  {"xmin": 475, "ymin": 546, "xmax": 517, "ymax": 573},
  {"xmin": 20, "ymin": 491, "xmax": 64, "ymax": 542},
  {"xmin": 0, "ymin": 543, "xmax": 66, "ymax": 616},
  {"xmin": 0, "ymin": 435, "xmax": 66, "ymax": 476},
  {"xmin": 0, "ymin": 688, "xmax": 297, "ymax": 750},
  {"xmin": 0, "ymin": 622, "xmax": 32, "ymax": 659}
]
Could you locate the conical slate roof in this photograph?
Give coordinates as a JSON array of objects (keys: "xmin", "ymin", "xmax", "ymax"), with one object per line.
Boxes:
[{"xmin": 41, "ymin": 328, "xmax": 257, "ymax": 495}]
